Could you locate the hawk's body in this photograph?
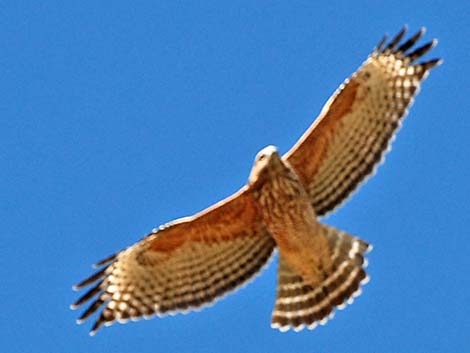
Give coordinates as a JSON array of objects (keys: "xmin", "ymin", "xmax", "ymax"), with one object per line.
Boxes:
[
  {"xmin": 251, "ymin": 147, "xmax": 330, "ymax": 286},
  {"xmin": 250, "ymin": 147, "xmax": 369, "ymax": 330},
  {"xmin": 72, "ymin": 27, "xmax": 441, "ymax": 335}
]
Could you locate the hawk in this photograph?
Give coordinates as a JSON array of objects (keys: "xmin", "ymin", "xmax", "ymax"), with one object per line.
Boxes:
[{"xmin": 72, "ymin": 27, "xmax": 441, "ymax": 335}]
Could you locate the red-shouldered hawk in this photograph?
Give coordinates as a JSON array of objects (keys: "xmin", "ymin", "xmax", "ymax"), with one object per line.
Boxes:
[{"xmin": 72, "ymin": 27, "xmax": 441, "ymax": 335}]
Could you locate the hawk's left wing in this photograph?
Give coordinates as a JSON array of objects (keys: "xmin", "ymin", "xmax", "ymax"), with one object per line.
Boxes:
[
  {"xmin": 71, "ymin": 188, "xmax": 275, "ymax": 335},
  {"xmin": 285, "ymin": 27, "xmax": 441, "ymax": 216}
]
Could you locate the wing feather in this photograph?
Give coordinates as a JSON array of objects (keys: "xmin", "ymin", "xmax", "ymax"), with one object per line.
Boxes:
[
  {"xmin": 285, "ymin": 27, "xmax": 441, "ymax": 216},
  {"xmin": 71, "ymin": 188, "xmax": 275, "ymax": 335}
]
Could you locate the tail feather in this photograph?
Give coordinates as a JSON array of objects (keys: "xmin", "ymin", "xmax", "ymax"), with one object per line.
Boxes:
[{"xmin": 271, "ymin": 224, "xmax": 371, "ymax": 331}]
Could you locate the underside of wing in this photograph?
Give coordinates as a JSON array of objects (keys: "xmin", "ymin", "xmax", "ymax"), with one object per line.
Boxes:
[
  {"xmin": 71, "ymin": 188, "xmax": 276, "ymax": 335},
  {"xmin": 285, "ymin": 27, "xmax": 442, "ymax": 216}
]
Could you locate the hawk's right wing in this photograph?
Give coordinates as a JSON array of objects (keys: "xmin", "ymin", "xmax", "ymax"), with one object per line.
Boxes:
[
  {"xmin": 71, "ymin": 187, "xmax": 275, "ymax": 335},
  {"xmin": 285, "ymin": 27, "xmax": 441, "ymax": 216}
]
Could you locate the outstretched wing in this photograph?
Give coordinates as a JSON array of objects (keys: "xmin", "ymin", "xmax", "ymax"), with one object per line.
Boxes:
[
  {"xmin": 71, "ymin": 188, "xmax": 275, "ymax": 335},
  {"xmin": 285, "ymin": 27, "xmax": 442, "ymax": 216}
]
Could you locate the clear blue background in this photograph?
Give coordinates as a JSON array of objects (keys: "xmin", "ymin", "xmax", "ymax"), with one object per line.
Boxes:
[{"xmin": 2, "ymin": 1, "xmax": 468, "ymax": 352}]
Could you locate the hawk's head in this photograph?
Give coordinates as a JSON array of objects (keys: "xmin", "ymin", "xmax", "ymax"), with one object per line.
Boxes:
[{"xmin": 248, "ymin": 145, "xmax": 285, "ymax": 188}]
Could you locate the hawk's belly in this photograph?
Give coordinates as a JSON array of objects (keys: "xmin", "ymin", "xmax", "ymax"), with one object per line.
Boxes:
[{"xmin": 255, "ymin": 164, "xmax": 333, "ymax": 285}]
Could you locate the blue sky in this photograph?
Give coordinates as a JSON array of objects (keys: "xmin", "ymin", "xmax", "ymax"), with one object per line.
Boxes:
[{"xmin": 2, "ymin": 1, "xmax": 469, "ymax": 352}]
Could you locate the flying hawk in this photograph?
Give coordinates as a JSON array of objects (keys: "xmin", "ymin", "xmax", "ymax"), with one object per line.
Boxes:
[{"xmin": 72, "ymin": 27, "xmax": 441, "ymax": 335}]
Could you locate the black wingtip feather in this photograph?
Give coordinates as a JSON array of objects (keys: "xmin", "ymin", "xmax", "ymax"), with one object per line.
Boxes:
[
  {"xmin": 89, "ymin": 314, "xmax": 106, "ymax": 336},
  {"xmin": 397, "ymin": 27, "xmax": 426, "ymax": 54},
  {"xmin": 71, "ymin": 282, "xmax": 103, "ymax": 309},
  {"xmin": 407, "ymin": 39, "xmax": 438, "ymax": 62},
  {"xmin": 423, "ymin": 58, "xmax": 443, "ymax": 70},
  {"xmin": 375, "ymin": 35, "xmax": 388, "ymax": 52},
  {"xmin": 77, "ymin": 297, "xmax": 106, "ymax": 323},
  {"xmin": 93, "ymin": 253, "xmax": 118, "ymax": 268},
  {"xmin": 385, "ymin": 25, "xmax": 408, "ymax": 52},
  {"xmin": 73, "ymin": 267, "xmax": 108, "ymax": 290}
]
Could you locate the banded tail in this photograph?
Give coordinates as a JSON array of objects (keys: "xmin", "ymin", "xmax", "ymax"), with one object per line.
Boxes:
[{"xmin": 271, "ymin": 225, "xmax": 372, "ymax": 331}]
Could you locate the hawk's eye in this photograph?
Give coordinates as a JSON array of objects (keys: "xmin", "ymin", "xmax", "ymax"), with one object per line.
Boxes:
[{"xmin": 259, "ymin": 154, "xmax": 266, "ymax": 161}]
